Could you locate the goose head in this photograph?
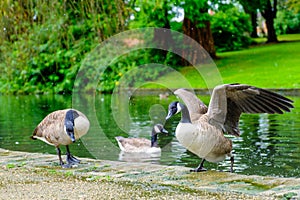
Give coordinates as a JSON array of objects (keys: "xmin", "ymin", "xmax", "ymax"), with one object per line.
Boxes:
[
  {"xmin": 151, "ymin": 124, "xmax": 168, "ymax": 147},
  {"xmin": 152, "ymin": 124, "xmax": 168, "ymax": 135},
  {"xmin": 166, "ymin": 101, "xmax": 182, "ymax": 120},
  {"xmin": 166, "ymin": 101, "xmax": 191, "ymax": 123},
  {"xmin": 64, "ymin": 110, "xmax": 76, "ymax": 143}
]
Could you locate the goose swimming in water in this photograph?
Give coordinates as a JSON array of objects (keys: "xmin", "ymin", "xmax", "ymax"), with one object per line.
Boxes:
[
  {"xmin": 31, "ymin": 109, "xmax": 90, "ymax": 168},
  {"xmin": 115, "ymin": 124, "xmax": 168, "ymax": 153},
  {"xmin": 166, "ymin": 84, "xmax": 293, "ymax": 172}
]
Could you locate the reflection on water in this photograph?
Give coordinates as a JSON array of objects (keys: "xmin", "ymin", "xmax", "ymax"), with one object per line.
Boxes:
[
  {"xmin": 118, "ymin": 151, "xmax": 161, "ymax": 164},
  {"xmin": 0, "ymin": 92, "xmax": 299, "ymax": 178}
]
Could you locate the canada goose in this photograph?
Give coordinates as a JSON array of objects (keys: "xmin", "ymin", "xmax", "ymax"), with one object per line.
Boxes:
[
  {"xmin": 166, "ymin": 84, "xmax": 293, "ymax": 172},
  {"xmin": 31, "ymin": 109, "xmax": 90, "ymax": 168},
  {"xmin": 115, "ymin": 124, "xmax": 168, "ymax": 153}
]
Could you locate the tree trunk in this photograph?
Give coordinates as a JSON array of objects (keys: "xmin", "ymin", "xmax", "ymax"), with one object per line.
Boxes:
[
  {"xmin": 153, "ymin": 5, "xmax": 174, "ymax": 55},
  {"xmin": 264, "ymin": 15, "xmax": 277, "ymax": 42},
  {"xmin": 182, "ymin": 17, "xmax": 216, "ymax": 65},
  {"xmin": 242, "ymin": 4, "xmax": 258, "ymax": 38},
  {"xmin": 261, "ymin": 0, "xmax": 278, "ymax": 43},
  {"xmin": 250, "ymin": 11, "xmax": 258, "ymax": 38}
]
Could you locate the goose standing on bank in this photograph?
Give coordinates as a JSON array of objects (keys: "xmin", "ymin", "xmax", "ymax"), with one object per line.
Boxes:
[
  {"xmin": 31, "ymin": 109, "xmax": 90, "ymax": 168},
  {"xmin": 166, "ymin": 84, "xmax": 293, "ymax": 172},
  {"xmin": 115, "ymin": 124, "xmax": 168, "ymax": 153}
]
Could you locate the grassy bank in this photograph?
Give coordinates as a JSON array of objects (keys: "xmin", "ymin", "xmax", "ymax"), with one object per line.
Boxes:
[{"xmin": 148, "ymin": 34, "xmax": 300, "ymax": 89}]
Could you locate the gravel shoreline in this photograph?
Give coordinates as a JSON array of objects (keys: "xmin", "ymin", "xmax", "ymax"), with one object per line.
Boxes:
[{"xmin": 1, "ymin": 148, "xmax": 299, "ymax": 200}]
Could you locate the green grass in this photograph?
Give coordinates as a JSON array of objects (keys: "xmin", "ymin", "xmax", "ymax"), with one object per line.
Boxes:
[{"xmin": 145, "ymin": 34, "xmax": 300, "ymax": 89}]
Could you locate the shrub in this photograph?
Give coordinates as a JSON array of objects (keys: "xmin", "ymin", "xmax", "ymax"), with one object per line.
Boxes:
[
  {"xmin": 0, "ymin": 0, "xmax": 127, "ymax": 94},
  {"xmin": 211, "ymin": 7, "xmax": 252, "ymax": 52},
  {"xmin": 275, "ymin": 10, "xmax": 300, "ymax": 35}
]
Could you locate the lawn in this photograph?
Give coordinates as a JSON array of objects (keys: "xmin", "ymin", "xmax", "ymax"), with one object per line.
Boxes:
[{"xmin": 145, "ymin": 34, "xmax": 300, "ymax": 89}]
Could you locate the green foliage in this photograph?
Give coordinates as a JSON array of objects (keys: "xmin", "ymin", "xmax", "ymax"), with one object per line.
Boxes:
[
  {"xmin": 0, "ymin": 0, "xmax": 127, "ymax": 94},
  {"xmin": 211, "ymin": 7, "xmax": 252, "ymax": 52},
  {"xmin": 151, "ymin": 34, "xmax": 300, "ymax": 89},
  {"xmin": 1, "ymin": 0, "xmax": 294, "ymax": 94},
  {"xmin": 129, "ymin": 0, "xmax": 175, "ymax": 28},
  {"xmin": 286, "ymin": 0, "xmax": 300, "ymax": 13},
  {"xmin": 275, "ymin": 10, "xmax": 300, "ymax": 35},
  {"xmin": 97, "ymin": 49, "xmax": 180, "ymax": 92},
  {"xmin": 182, "ymin": 0, "xmax": 210, "ymax": 26},
  {"xmin": 96, "ymin": 0, "xmax": 182, "ymax": 92}
]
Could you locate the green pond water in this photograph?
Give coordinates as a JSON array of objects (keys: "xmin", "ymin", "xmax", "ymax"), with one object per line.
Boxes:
[{"xmin": 0, "ymin": 91, "xmax": 299, "ymax": 177}]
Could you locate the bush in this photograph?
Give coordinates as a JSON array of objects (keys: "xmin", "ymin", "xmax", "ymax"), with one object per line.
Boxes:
[
  {"xmin": 275, "ymin": 10, "xmax": 300, "ymax": 35},
  {"xmin": 97, "ymin": 48, "xmax": 180, "ymax": 92},
  {"xmin": 211, "ymin": 7, "xmax": 252, "ymax": 52}
]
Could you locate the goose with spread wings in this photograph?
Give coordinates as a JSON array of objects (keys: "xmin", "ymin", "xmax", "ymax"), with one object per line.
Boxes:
[{"xmin": 166, "ymin": 84, "xmax": 294, "ymax": 172}]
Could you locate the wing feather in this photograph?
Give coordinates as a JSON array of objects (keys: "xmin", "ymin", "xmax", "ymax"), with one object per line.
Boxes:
[
  {"xmin": 174, "ymin": 88, "xmax": 208, "ymax": 122},
  {"xmin": 207, "ymin": 84, "xmax": 294, "ymax": 136}
]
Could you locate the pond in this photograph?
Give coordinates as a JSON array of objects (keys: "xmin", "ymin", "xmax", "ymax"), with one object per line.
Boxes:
[{"xmin": 0, "ymin": 90, "xmax": 299, "ymax": 178}]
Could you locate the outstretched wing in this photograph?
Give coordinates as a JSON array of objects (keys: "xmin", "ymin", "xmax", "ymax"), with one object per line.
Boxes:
[
  {"xmin": 207, "ymin": 84, "xmax": 294, "ymax": 136},
  {"xmin": 174, "ymin": 88, "xmax": 208, "ymax": 122}
]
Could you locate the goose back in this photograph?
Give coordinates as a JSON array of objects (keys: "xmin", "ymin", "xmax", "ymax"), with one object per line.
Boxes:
[
  {"xmin": 115, "ymin": 124, "xmax": 167, "ymax": 153},
  {"xmin": 115, "ymin": 136, "xmax": 160, "ymax": 153}
]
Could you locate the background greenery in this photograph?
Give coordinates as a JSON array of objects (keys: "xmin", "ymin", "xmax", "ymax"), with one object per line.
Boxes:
[
  {"xmin": 145, "ymin": 34, "xmax": 300, "ymax": 89},
  {"xmin": 0, "ymin": 0, "xmax": 299, "ymax": 94}
]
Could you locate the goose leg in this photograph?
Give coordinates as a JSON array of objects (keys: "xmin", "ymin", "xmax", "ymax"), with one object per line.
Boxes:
[
  {"xmin": 66, "ymin": 145, "xmax": 80, "ymax": 164},
  {"xmin": 56, "ymin": 147, "xmax": 64, "ymax": 166},
  {"xmin": 191, "ymin": 159, "xmax": 207, "ymax": 172},
  {"xmin": 230, "ymin": 156, "xmax": 234, "ymax": 173},
  {"xmin": 56, "ymin": 147, "xmax": 72, "ymax": 168}
]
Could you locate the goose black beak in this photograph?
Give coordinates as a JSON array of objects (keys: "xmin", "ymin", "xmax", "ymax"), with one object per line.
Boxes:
[
  {"xmin": 161, "ymin": 128, "xmax": 168, "ymax": 134},
  {"xmin": 70, "ymin": 133, "xmax": 76, "ymax": 143},
  {"xmin": 166, "ymin": 110, "xmax": 174, "ymax": 120}
]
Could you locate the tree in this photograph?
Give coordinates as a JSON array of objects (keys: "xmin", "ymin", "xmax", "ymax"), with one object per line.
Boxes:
[
  {"xmin": 182, "ymin": 0, "xmax": 216, "ymax": 62},
  {"xmin": 238, "ymin": 0, "xmax": 261, "ymax": 38},
  {"xmin": 152, "ymin": 1, "xmax": 174, "ymax": 55},
  {"xmin": 0, "ymin": 0, "xmax": 129, "ymax": 94},
  {"xmin": 239, "ymin": 0, "xmax": 279, "ymax": 42},
  {"xmin": 129, "ymin": 0, "xmax": 175, "ymax": 52},
  {"xmin": 261, "ymin": 0, "xmax": 278, "ymax": 42}
]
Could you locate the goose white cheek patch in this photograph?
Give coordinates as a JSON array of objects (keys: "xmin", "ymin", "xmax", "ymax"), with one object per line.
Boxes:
[
  {"xmin": 154, "ymin": 126, "xmax": 160, "ymax": 133},
  {"xmin": 176, "ymin": 103, "xmax": 182, "ymax": 114}
]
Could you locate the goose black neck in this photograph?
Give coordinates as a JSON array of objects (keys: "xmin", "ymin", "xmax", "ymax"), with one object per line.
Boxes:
[
  {"xmin": 151, "ymin": 130, "xmax": 158, "ymax": 147},
  {"xmin": 180, "ymin": 103, "xmax": 192, "ymax": 123},
  {"xmin": 65, "ymin": 110, "xmax": 75, "ymax": 125}
]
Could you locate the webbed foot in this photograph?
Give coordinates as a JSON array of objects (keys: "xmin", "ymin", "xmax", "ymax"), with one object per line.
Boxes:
[
  {"xmin": 61, "ymin": 163, "xmax": 75, "ymax": 168},
  {"xmin": 66, "ymin": 154, "xmax": 80, "ymax": 164},
  {"xmin": 190, "ymin": 159, "xmax": 207, "ymax": 172},
  {"xmin": 190, "ymin": 167, "xmax": 207, "ymax": 172}
]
